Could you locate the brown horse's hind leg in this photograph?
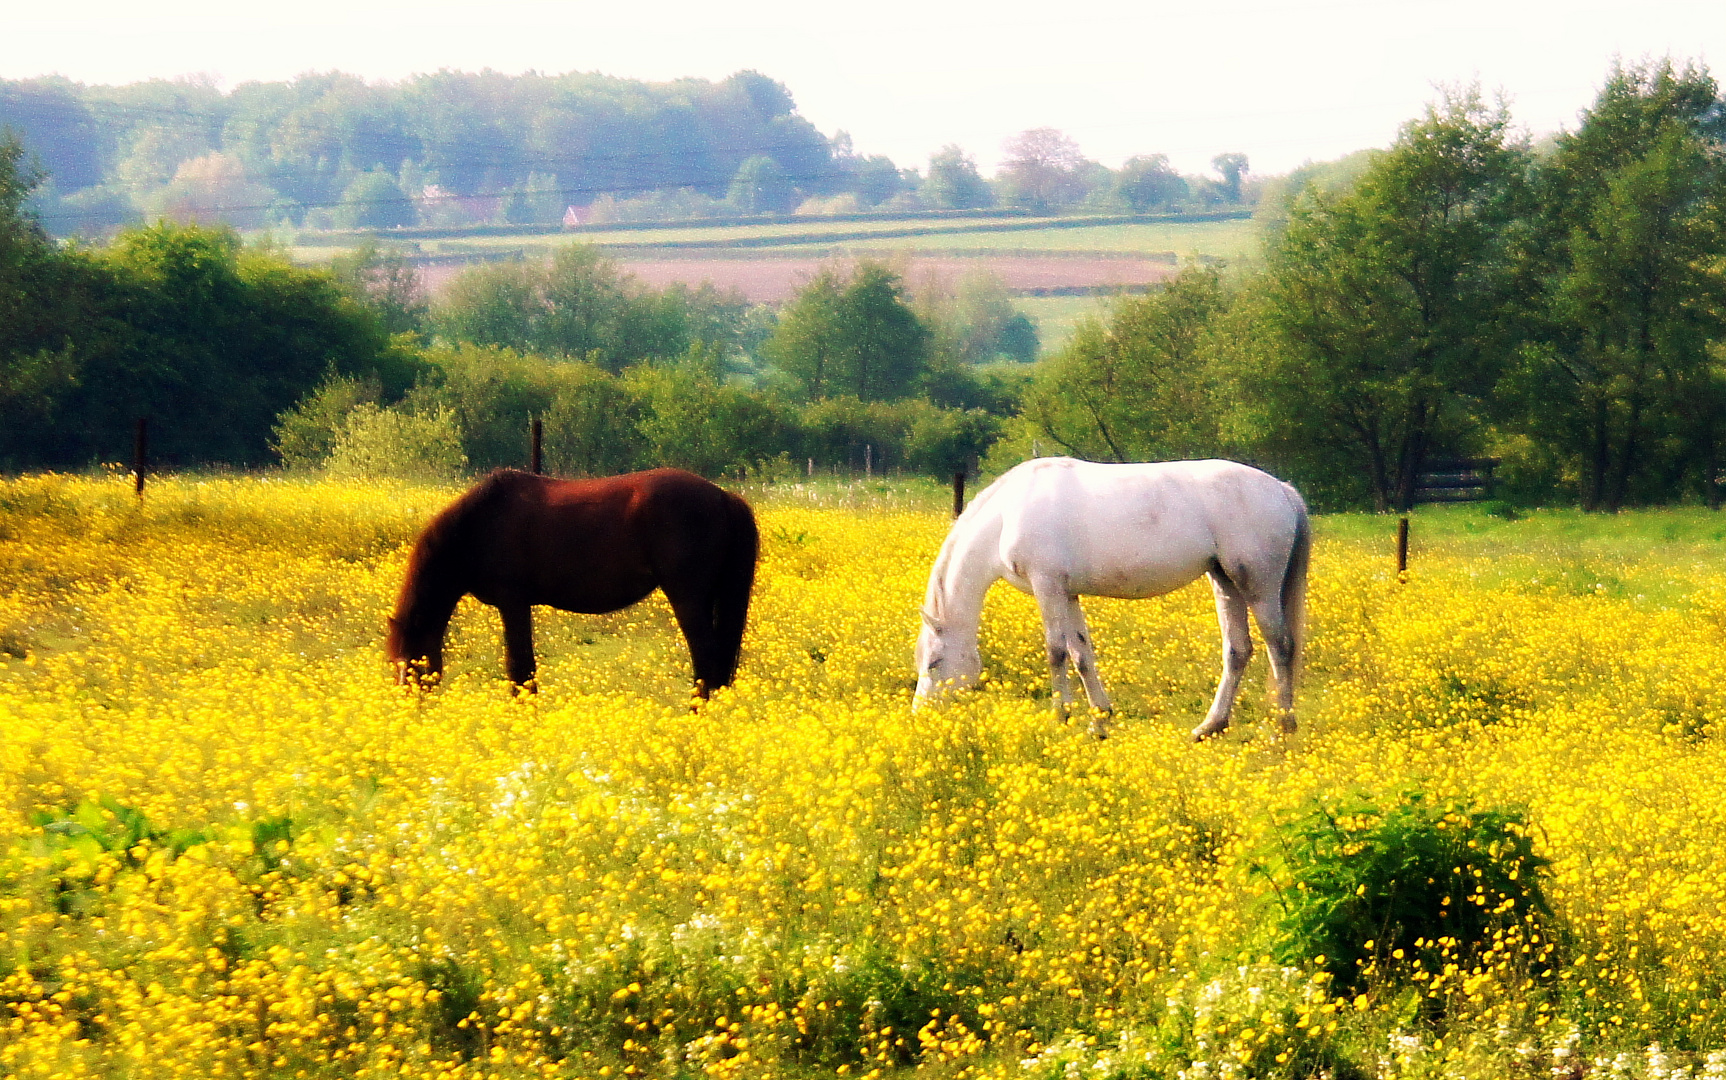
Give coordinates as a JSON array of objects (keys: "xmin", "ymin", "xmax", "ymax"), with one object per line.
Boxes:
[
  {"xmin": 498, "ymin": 601, "xmax": 537, "ymax": 690},
  {"xmin": 667, "ymin": 590, "xmax": 726, "ymax": 698}
]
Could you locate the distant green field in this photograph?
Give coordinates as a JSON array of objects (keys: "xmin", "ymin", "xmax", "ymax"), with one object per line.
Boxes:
[
  {"xmin": 470, "ymin": 215, "xmax": 1054, "ymax": 249},
  {"xmin": 288, "ymin": 214, "xmax": 1260, "ymax": 265},
  {"xmin": 1014, "ymin": 294, "xmax": 1109, "ymax": 353},
  {"xmin": 782, "ymin": 218, "xmax": 1262, "ymax": 259}
]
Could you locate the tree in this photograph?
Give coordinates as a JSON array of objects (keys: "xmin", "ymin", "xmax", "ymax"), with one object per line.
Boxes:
[
  {"xmin": 337, "ymin": 168, "xmax": 414, "ymax": 229},
  {"xmin": 18, "ymin": 69, "xmax": 855, "ymax": 236},
  {"xmin": 502, "ymin": 172, "xmax": 564, "ymax": 225},
  {"xmin": 728, "ymin": 155, "xmax": 794, "ymax": 214},
  {"xmin": 914, "ymin": 267, "xmax": 1039, "ymax": 366},
  {"xmin": 93, "ymin": 223, "xmax": 409, "ymax": 463},
  {"xmin": 1116, "ymin": 154, "xmax": 1188, "ymax": 212},
  {"xmin": 434, "ymin": 244, "xmax": 749, "ymax": 372},
  {"xmin": 850, "ymin": 155, "xmax": 903, "ymax": 207},
  {"xmin": 1021, "ymin": 266, "xmax": 1229, "ymax": 462},
  {"xmin": 923, "ymin": 146, "xmax": 993, "ymax": 210},
  {"xmin": 536, "ymin": 244, "xmax": 641, "ymax": 361},
  {"xmin": 329, "ymin": 242, "xmax": 429, "ymax": 338},
  {"xmin": 151, "ymin": 152, "xmax": 277, "ymax": 229},
  {"xmin": 1255, "ymin": 90, "xmax": 1528, "ymax": 511},
  {"xmin": 2, "ymin": 220, "xmax": 410, "ymax": 467},
  {"xmin": 1211, "ymin": 153, "xmax": 1249, "ymax": 203},
  {"xmin": 626, "ymin": 356, "xmax": 794, "ymax": 477},
  {"xmin": 1512, "ymin": 60, "xmax": 1726, "ymax": 509},
  {"xmin": 766, "ymin": 262, "xmax": 929, "ymax": 401},
  {"xmin": 0, "ymin": 129, "xmax": 82, "ymax": 439},
  {"xmin": 435, "ymin": 245, "xmax": 641, "ymax": 368},
  {"xmin": 0, "ymin": 79, "xmax": 104, "ymax": 190},
  {"xmin": 999, "ymin": 129, "xmax": 1087, "ymax": 212},
  {"xmin": 765, "ymin": 269, "xmax": 845, "ymax": 398}
]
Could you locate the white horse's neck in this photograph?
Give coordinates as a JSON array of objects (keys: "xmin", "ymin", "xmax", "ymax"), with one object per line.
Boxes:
[{"xmin": 925, "ymin": 511, "xmax": 1001, "ymax": 642}]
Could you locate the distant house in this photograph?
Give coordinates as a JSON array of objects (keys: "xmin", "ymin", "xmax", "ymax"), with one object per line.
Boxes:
[
  {"xmin": 563, "ymin": 205, "xmax": 585, "ymax": 227},
  {"xmin": 419, "ymin": 184, "xmax": 503, "ymax": 226}
]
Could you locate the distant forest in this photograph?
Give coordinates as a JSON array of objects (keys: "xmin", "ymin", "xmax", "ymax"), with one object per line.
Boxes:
[{"xmin": 0, "ymin": 70, "xmax": 1254, "ymax": 235}]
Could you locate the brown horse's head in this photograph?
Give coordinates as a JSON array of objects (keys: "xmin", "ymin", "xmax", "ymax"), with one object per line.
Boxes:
[{"xmin": 385, "ymin": 613, "xmax": 443, "ymax": 688}]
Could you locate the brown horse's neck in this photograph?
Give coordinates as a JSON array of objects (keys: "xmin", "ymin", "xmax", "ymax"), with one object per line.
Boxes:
[{"xmin": 386, "ymin": 541, "xmax": 467, "ymax": 678}]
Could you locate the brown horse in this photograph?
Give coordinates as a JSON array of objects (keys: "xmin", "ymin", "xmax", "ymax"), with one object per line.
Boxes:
[{"xmin": 386, "ymin": 468, "xmax": 759, "ymax": 695}]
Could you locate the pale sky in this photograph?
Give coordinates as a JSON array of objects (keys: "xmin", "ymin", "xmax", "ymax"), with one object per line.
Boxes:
[{"xmin": 4, "ymin": 0, "xmax": 1720, "ymax": 177}]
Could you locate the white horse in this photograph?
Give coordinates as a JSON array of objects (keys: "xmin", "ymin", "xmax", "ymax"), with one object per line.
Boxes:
[{"xmin": 914, "ymin": 457, "xmax": 1310, "ymax": 740}]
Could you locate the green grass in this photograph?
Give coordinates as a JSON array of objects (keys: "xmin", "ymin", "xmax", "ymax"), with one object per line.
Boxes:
[
  {"xmin": 794, "ymin": 217, "xmax": 1262, "ymax": 258},
  {"xmin": 288, "ymin": 215, "xmax": 1067, "ymax": 260},
  {"xmin": 287, "ymin": 215, "xmax": 1261, "ymax": 266},
  {"xmin": 1014, "ymin": 294, "xmax": 1108, "ymax": 352},
  {"xmin": 1315, "ymin": 502, "xmax": 1726, "ymax": 609}
]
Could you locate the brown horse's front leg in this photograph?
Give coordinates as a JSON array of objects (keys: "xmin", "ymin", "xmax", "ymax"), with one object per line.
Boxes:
[{"xmin": 498, "ymin": 601, "xmax": 537, "ymax": 691}]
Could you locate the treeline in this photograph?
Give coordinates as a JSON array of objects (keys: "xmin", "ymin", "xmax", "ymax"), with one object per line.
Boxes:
[
  {"xmin": 0, "ymin": 138, "xmax": 414, "ymax": 467},
  {"xmin": 9, "ymin": 59, "xmax": 1722, "ymax": 510},
  {"xmin": 1, "ymin": 70, "xmax": 831, "ymax": 233},
  {"xmin": 0, "ymin": 68, "xmax": 1253, "ymax": 235},
  {"xmin": 1020, "ymin": 60, "xmax": 1726, "ymax": 511},
  {"xmin": 0, "ymin": 133, "xmax": 1026, "ymax": 474},
  {"xmin": 278, "ymin": 249, "xmax": 1028, "ymax": 482},
  {"xmin": 276, "ymin": 347, "xmax": 1004, "ymax": 484}
]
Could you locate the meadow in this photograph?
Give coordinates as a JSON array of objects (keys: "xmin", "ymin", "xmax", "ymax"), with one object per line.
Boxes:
[
  {"xmin": 286, "ymin": 215, "xmax": 1252, "ymax": 313},
  {"xmin": 289, "ymin": 215, "xmax": 1253, "ymax": 260},
  {"xmin": 1007, "ymin": 297, "xmax": 1109, "ymax": 354},
  {"xmin": 4, "ymin": 474, "xmax": 1726, "ymax": 1080}
]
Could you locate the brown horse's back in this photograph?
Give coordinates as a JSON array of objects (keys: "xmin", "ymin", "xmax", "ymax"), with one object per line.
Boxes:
[{"xmin": 389, "ymin": 468, "xmax": 759, "ymax": 691}]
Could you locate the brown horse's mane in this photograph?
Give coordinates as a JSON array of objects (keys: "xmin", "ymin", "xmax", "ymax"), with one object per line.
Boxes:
[{"xmin": 385, "ymin": 471, "xmax": 516, "ymax": 659}]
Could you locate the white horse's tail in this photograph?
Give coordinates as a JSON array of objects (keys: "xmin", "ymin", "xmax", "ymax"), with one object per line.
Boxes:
[{"xmin": 1280, "ymin": 493, "xmax": 1311, "ymax": 686}]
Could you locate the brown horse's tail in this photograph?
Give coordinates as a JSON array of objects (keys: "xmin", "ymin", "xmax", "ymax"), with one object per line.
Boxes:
[{"xmin": 710, "ymin": 493, "xmax": 760, "ymax": 688}]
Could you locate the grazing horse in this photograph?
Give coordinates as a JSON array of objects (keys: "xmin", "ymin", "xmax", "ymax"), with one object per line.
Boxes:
[
  {"xmin": 386, "ymin": 468, "xmax": 759, "ymax": 695},
  {"xmin": 913, "ymin": 457, "xmax": 1309, "ymax": 740}
]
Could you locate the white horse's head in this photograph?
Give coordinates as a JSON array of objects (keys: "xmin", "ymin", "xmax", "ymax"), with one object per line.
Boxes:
[{"xmin": 913, "ymin": 608, "xmax": 982, "ymax": 708}]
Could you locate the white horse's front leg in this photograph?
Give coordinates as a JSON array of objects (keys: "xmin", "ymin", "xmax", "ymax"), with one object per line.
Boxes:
[
  {"xmin": 1064, "ymin": 596, "xmax": 1114, "ymax": 738},
  {"xmin": 1031, "ymin": 576, "xmax": 1078, "ymax": 720},
  {"xmin": 1193, "ymin": 571, "xmax": 1252, "ymax": 741}
]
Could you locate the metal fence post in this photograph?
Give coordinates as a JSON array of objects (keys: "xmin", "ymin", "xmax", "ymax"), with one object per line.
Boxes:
[{"xmin": 133, "ymin": 417, "xmax": 148, "ymax": 498}]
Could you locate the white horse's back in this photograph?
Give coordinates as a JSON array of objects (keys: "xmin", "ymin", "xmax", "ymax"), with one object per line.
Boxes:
[{"xmin": 985, "ymin": 458, "xmax": 1303, "ymax": 600}]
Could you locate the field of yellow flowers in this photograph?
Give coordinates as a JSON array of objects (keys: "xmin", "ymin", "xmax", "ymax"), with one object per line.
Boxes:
[{"xmin": 5, "ymin": 473, "xmax": 1726, "ymax": 1080}]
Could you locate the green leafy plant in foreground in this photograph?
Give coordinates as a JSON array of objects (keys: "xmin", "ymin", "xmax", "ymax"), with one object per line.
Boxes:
[{"xmin": 1260, "ymin": 792, "xmax": 1554, "ymax": 995}]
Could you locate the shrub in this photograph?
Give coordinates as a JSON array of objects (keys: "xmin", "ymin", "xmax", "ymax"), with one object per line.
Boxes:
[
  {"xmin": 625, "ymin": 359, "xmax": 796, "ymax": 478},
  {"xmin": 541, "ymin": 362, "xmax": 645, "ymax": 477},
  {"xmin": 271, "ymin": 375, "xmax": 380, "ymax": 470},
  {"xmin": 1261, "ymin": 792, "xmax": 1552, "ymax": 993},
  {"xmin": 325, "ymin": 404, "xmax": 467, "ymax": 482},
  {"xmin": 903, "ymin": 402, "xmax": 999, "ymax": 476}
]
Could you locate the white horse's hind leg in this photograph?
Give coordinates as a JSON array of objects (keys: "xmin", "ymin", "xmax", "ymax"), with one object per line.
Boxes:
[
  {"xmin": 1063, "ymin": 596, "xmax": 1114, "ymax": 737},
  {"xmin": 1193, "ymin": 571, "xmax": 1252, "ymax": 741},
  {"xmin": 1249, "ymin": 598, "xmax": 1298, "ymax": 734}
]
